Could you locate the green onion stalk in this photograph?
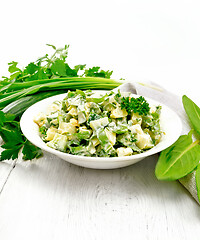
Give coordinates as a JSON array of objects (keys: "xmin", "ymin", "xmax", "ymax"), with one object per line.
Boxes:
[{"xmin": 1, "ymin": 77, "xmax": 122, "ymax": 117}]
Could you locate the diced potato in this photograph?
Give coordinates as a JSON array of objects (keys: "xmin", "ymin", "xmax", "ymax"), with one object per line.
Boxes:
[
  {"xmin": 91, "ymin": 137, "xmax": 100, "ymax": 147},
  {"xmin": 85, "ymin": 102, "xmax": 91, "ymax": 119},
  {"xmin": 68, "ymin": 106, "xmax": 78, "ymax": 116},
  {"xmin": 88, "ymin": 144, "xmax": 96, "ymax": 154},
  {"xmin": 47, "ymin": 133, "xmax": 68, "ymax": 152},
  {"xmin": 33, "ymin": 112, "xmax": 47, "ymax": 127},
  {"xmin": 79, "ymin": 126, "xmax": 92, "ymax": 134},
  {"xmin": 116, "ymin": 147, "xmax": 133, "ymax": 157},
  {"xmin": 78, "ymin": 112, "xmax": 86, "ymax": 124},
  {"xmin": 131, "ymin": 112, "xmax": 142, "ymax": 125},
  {"xmin": 67, "ymin": 95, "xmax": 82, "ymax": 106},
  {"xmin": 129, "ymin": 124, "xmax": 144, "ymax": 135},
  {"xmin": 105, "ymin": 128, "xmax": 116, "ymax": 145},
  {"xmin": 110, "ymin": 105, "xmax": 128, "ymax": 118},
  {"xmin": 104, "ymin": 103, "xmax": 115, "ymax": 112},
  {"xmin": 47, "ymin": 102, "xmax": 61, "ymax": 114},
  {"xmin": 90, "ymin": 117, "xmax": 109, "ymax": 130},
  {"xmin": 58, "ymin": 122, "xmax": 76, "ymax": 134},
  {"xmin": 136, "ymin": 133, "xmax": 153, "ymax": 149},
  {"xmin": 45, "ymin": 127, "xmax": 57, "ymax": 141},
  {"xmin": 70, "ymin": 118, "xmax": 79, "ymax": 127}
]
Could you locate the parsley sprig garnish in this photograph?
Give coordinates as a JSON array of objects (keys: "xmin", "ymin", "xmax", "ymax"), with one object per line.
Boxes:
[{"xmin": 121, "ymin": 96, "xmax": 150, "ymax": 116}]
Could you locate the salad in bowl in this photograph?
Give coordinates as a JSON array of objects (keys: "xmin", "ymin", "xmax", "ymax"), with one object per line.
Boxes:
[
  {"xmin": 20, "ymin": 89, "xmax": 181, "ymax": 169},
  {"xmin": 33, "ymin": 90, "xmax": 162, "ymax": 158}
]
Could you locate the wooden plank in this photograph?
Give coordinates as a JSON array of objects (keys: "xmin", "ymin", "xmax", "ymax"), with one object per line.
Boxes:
[{"xmin": 0, "ymin": 152, "xmax": 200, "ymax": 240}]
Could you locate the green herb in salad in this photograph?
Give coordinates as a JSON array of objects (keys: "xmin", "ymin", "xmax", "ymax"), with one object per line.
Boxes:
[
  {"xmin": 34, "ymin": 90, "xmax": 162, "ymax": 157},
  {"xmin": 121, "ymin": 96, "xmax": 150, "ymax": 116}
]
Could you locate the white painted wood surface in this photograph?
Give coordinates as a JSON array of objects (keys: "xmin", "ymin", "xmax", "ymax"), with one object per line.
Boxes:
[
  {"xmin": 1, "ymin": 0, "xmax": 200, "ymax": 239},
  {"xmin": 0, "ymin": 153, "xmax": 200, "ymax": 240},
  {"xmin": 0, "ymin": 140, "xmax": 16, "ymax": 194}
]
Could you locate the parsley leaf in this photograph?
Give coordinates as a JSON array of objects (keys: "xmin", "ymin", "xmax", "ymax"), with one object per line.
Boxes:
[
  {"xmin": 24, "ymin": 62, "xmax": 39, "ymax": 75},
  {"xmin": 22, "ymin": 140, "xmax": 43, "ymax": 161},
  {"xmin": 51, "ymin": 59, "xmax": 67, "ymax": 76},
  {"xmin": 0, "ymin": 110, "xmax": 43, "ymax": 161},
  {"xmin": 46, "ymin": 44, "xmax": 56, "ymax": 50},
  {"xmin": 0, "ymin": 125, "xmax": 24, "ymax": 161},
  {"xmin": 0, "ymin": 146, "xmax": 22, "ymax": 161},
  {"xmin": 8, "ymin": 61, "xmax": 21, "ymax": 74},
  {"xmin": 121, "ymin": 96, "xmax": 150, "ymax": 116},
  {"xmin": 84, "ymin": 66, "xmax": 113, "ymax": 78}
]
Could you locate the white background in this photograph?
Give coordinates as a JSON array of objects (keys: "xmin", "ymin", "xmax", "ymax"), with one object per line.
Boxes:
[
  {"xmin": 0, "ymin": 1, "xmax": 200, "ymax": 240},
  {"xmin": 0, "ymin": 0, "xmax": 200, "ymax": 102}
]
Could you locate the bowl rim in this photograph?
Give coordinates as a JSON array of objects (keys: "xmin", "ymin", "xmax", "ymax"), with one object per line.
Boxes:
[{"xmin": 20, "ymin": 90, "xmax": 182, "ymax": 163}]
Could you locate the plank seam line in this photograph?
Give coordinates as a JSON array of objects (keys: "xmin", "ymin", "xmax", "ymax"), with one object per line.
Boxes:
[{"xmin": 0, "ymin": 161, "xmax": 17, "ymax": 196}]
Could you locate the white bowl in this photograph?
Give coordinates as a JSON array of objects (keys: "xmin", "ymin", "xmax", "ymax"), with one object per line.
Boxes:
[{"xmin": 20, "ymin": 91, "xmax": 182, "ymax": 169}]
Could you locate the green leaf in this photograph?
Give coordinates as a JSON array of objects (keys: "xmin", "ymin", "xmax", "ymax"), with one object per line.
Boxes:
[
  {"xmin": 196, "ymin": 163, "xmax": 200, "ymax": 202},
  {"xmin": 182, "ymin": 95, "xmax": 200, "ymax": 135},
  {"xmin": 10, "ymin": 72, "xmax": 21, "ymax": 81},
  {"xmin": 0, "ymin": 124, "xmax": 24, "ymax": 144},
  {"xmin": 22, "ymin": 140, "xmax": 43, "ymax": 160},
  {"xmin": 73, "ymin": 64, "xmax": 86, "ymax": 75},
  {"xmin": 0, "ymin": 111, "xmax": 16, "ymax": 125},
  {"xmin": 51, "ymin": 59, "xmax": 67, "ymax": 76},
  {"xmin": 0, "ymin": 111, "xmax": 25, "ymax": 161},
  {"xmin": 0, "ymin": 111, "xmax": 6, "ymax": 126},
  {"xmin": 46, "ymin": 44, "xmax": 56, "ymax": 50},
  {"xmin": 27, "ymin": 68, "xmax": 48, "ymax": 81},
  {"xmin": 25, "ymin": 62, "xmax": 39, "ymax": 75},
  {"xmin": 0, "ymin": 111, "xmax": 17, "ymax": 133},
  {"xmin": 84, "ymin": 66, "xmax": 113, "ymax": 79},
  {"xmin": 0, "ymin": 127, "xmax": 24, "ymax": 161},
  {"xmin": 65, "ymin": 64, "xmax": 78, "ymax": 77},
  {"xmin": 8, "ymin": 61, "xmax": 21, "ymax": 74},
  {"xmin": 0, "ymin": 113, "xmax": 43, "ymax": 161},
  {"xmin": 155, "ymin": 131, "xmax": 200, "ymax": 180},
  {"xmin": 0, "ymin": 146, "xmax": 22, "ymax": 161}
]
